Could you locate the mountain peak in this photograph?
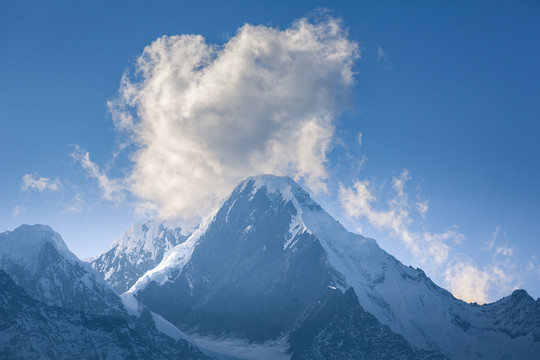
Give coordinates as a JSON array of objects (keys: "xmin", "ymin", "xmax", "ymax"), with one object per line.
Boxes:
[
  {"xmin": 0, "ymin": 224, "xmax": 75, "ymax": 268},
  {"xmin": 239, "ymin": 174, "xmax": 321, "ymax": 211},
  {"xmin": 91, "ymin": 219, "xmax": 190, "ymax": 294},
  {"xmin": 511, "ymin": 289, "xmax": 530, "ymax": 298}
]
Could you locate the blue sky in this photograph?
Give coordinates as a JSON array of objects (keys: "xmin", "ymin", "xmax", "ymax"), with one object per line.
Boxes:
[{"xmin": 1, "ymin": 0, "xmax": 539, "ymax": 303}]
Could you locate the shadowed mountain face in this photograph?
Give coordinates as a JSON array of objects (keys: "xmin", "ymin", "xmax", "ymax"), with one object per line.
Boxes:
[
  {"xmin": 128, "ymin": 175, "xmax": 540, "ymax": 360},
  {"xmin": 136, "ymin": 179, "xmax": 341, "ymax": 341},
  {"xmin": 289, "ymin": 287, "xmax": 447, "ymax": 360},
  {"xmin": 0, "ymin": 269, "xmax": 208, "ymax": 360}
]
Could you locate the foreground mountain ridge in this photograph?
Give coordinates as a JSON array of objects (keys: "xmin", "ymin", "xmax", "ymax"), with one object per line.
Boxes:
[
  {"xmin": 0, "ymin": 225, "xmax": 209, "ymax": 359},
  {"xmin": 0, "ymin": 269, "xmax": 207, "ymax": 360},
  {"xmin": 126, "ymin": 174, "xmax": 539, "ymax": 360}
]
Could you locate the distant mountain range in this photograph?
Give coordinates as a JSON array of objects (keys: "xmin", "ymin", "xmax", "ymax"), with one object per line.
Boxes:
[{"xmin": 1, "ymin": 175, "xmax": 538, "ymax": 359}]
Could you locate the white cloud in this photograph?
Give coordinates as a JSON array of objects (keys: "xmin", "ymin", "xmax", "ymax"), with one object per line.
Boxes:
[
  {"xmin": 484, "ymin": 226, "xmax": 500, "ymax": 251},
  {"xmin": 21, "ymin": 174, "xmax": 62, "ymax": 192},
  {"xmin": 357, "ymin": 132, "xmax": 363, "ymax": 146},
  {"xmin": 444, "ymin": 259, "xmax": 517, "ymax": 304},
  {"xmin": 11, "ymin": 205, "xmax": 27, "ymax": 218},
  {"xmin": 64, "ymin": 193, "xmax": 85, "ymax": 214},
  {"xmin": 527, "ymin": 256, "xmax": 535, "ymax": 272},
  {"xmin": 108, "ymin": 17, "xmax": 359, "ymax": 224},
  {"xmin": 444, "ymin": 261, "xmax": 491, "ymax": 304},
  {"xmin": 339, "ymin": 170, "xmax": 461, "ymax": 265},
  {"xmin": 377, "ymin": 45, "xmax": 387, "ymax": 62},
  {"xmin": 416, "ymin": 198, "xmax": 429, "ymax": 219},
  {"xmin": 70, "ymin": 145, "xmax": 124, "ymax": 203},
  {"xmin": 357, "ymin": 153, "xmax": 367, "ymax": 170},
  {"xmin": 495, "ymin": 245, "xmax": 513, "ymax": 257},
  {"xmin": 485, "ymin": 227, "xmax": 513, "ymax": 257}
]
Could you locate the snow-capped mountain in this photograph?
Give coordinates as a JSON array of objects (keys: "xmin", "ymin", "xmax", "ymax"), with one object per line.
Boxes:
[
  {"xmin": 0, "ymin": 224, "xmax": 125, "ymax": 316},
  {"xmin": 127, "ymin": 175, "xmax": 540, "ymax": 360},
  {"xmin": 91, "ymin": 219, "xmax": 190, "ymax": 294},
  {"xmin": 0, "ymin": 269, "xmax": 208, "ymax": 360}
]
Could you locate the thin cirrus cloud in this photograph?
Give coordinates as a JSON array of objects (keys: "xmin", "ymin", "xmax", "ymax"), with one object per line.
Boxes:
[
  {"xmin": 21, "ymin": 174, "xmax": 62, "ymax": 192},
  {"xmin": 108, "ymin": 17, "xmax": 359, "ymax": 225},
  {"xmin": 376, "ymin": 45, "xmax": 387, "ymax": 62},
  {"xmin": 70, "ymin": 145, "xmax": 124, "ymax": 203},
  {"xmin": 11, "ymin": 205, "xmax": 27, "ymax": 218},
  {"xmin": 63, "ymin": 193, "xmax": 85, "ymax": 214}
]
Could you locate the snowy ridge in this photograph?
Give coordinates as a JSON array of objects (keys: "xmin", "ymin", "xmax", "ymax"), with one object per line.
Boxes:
[
  {"xmin": 0, "ymin": 224, "xmax": 126, "ymax": 316},
  {"xmin": 128, "ymin": 209, "xmax": 218, "ymax": 294},
  {"xmin": 0, "ymin": 224, "xmax": 78, "ymax": 271},
  {"xmin": 111, "ymin": 218, "xmax": 189, "ymax": 258},
  {"xmin": 91, "ymin": 218, "xmax": 191, "ymax": 293}
]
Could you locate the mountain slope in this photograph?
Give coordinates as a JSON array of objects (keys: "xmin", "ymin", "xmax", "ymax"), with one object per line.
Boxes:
[
  {"xmin": 0, "ymin": 224, "xmax": 125, "ymax": 316},
  {"xmin": 0, "ymin": 269, "xmax": 208, "ymax": 360},
  {"xmin": 126, "ymin": 175, "xmax": 539, "ymax": 359},
  {"xmin": 91, "ymin": 219, "xmax": 190, "ymax": 293},
  {"xmin": 289, "ymin": 287, "xmax": 446, "ymax": 360},
  {"xmin": 131, "ymin": 176, "xmax": 342, "ymax": 342}
]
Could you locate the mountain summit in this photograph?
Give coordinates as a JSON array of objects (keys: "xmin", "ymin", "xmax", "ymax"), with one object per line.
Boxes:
[
  {"xmin": 0, "ymin": 224, "xmax": 125, "ymax": 316},
  {"xmin": 126, "ymin": 175, "xmax": 539, "ymax": 359}
]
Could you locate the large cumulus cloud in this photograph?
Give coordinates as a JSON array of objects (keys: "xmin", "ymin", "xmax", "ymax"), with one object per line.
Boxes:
[{"xmin": 109, "ymin": 17, "xmax": 359, "ymax": 223}]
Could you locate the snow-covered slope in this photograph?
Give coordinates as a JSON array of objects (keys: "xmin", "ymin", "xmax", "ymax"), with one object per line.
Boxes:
[
  {"xmin": 0, "ymin": 224, "xmax": 125, "ymax": 316},
  {"xmin": 0, "ymin": 269, "xmax": 208, "ymax": 360},
  {"xmin": 289, "ymin": 287, "xmax": 446, "ymax": 360},
  {"xmin": 91, "ymin": 219, "xmax": 190, "ymax": 294},
  {"xmin": 128, "ymin": 175, "xmax": 539, "ymax": 360}
]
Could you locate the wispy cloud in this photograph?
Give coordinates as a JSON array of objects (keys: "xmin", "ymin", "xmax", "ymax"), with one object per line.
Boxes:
[
  {"xmin": 484, "ymin": 226, "xmax": 500, "ymax": 251},
  {"xmin": 339, "ymin": 170, "xmax": 462, "ymax": 266},
  {"xmin": 444, "ymin": 258, "xmax": 517, "ymax": 304},
  {"xmin": 11, "ymin": 205, "xmax": 27, "ymax": 218},
  {"xmin": 415, "ymin": 190, "xmax": 429, "ymax": 219},
  {"xmin": 377, "ymin": 45, "xmax": 387, "ymax": 62},
  {"xmin": 376, "ymin": 45, "xmax": 392, "ymax": 70},
  {"xmin": 63, "ymin": 193, "xmax": 85, "ymax": 214},
  {"xmin": 444, "ymin": 261, "xmax": 491, "ymax": 304},
  {"xmin": 21, "ymin": 174, "xmax": 62, "ymax": 192},
  {"xmin": 70, "ymin": 145, "xmax": 124, "ymax": 203},
  {"xmin": 338, "ymin": 168, "xmax": 524, "ymax": 304},
  {"xmin": 108, "ymin": 16, "xmax": 359, "ymax": 224}
]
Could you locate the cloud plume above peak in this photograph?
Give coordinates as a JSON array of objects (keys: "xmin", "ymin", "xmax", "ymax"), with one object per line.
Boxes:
[{"xmin": 109, "ymin": 17, "xmax": 359, "ymax": 223}]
